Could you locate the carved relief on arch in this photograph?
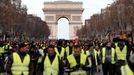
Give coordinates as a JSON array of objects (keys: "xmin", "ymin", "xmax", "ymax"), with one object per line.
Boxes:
[{"xmin": 45, "ymin": 16, "xmax": 54, "ymax": 21}]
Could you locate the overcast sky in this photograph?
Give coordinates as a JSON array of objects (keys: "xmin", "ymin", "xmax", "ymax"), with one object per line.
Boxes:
[
  {"xmin": 22, "ymin": 0, "xmax": 114, "ymax": 21},
  {"xmin": 21, "ymin": 0, "xmax": 114, "ymax": 39}
]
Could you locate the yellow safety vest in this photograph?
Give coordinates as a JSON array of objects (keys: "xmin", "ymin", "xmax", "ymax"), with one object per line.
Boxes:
[
  {"xmin": 115, "ymin": 43, "xmax": 118, "ymax": 47},
  {"xmin": 81, "ymin": 49, "xmax": 85, "ymax": 54},
  {"xmin": 0, "ymin": 47, "xmax": 5, "ymax": 54},
  {"xmin": 116, "ymin": 45, "xmax": 127, "ymax": 60},
  {"xmin": 102, "ymin": 47, "xmax": 116, "ymax": 64},
  {"xmin": 86, "ymin": 50, "xmax": 90, "ymax": 56},
  {"xmin": 70, "ymin": 70, "xmax": 87, "ymax": 75},
  {"xmin": 67, "ymin": 54, "xmax": 87, "ymax": 75},
  {"xmin": 65, "ymin": 46, "xmax": 69, "ymax": 56},
  {"xmin": 121, "ymin": 65, "xmax": 134, "ymax": 75},
  {"xmin": 43, "ymin": 54, "xmax": 59, "ymax": 75},
  {"xmin": 94, "ymin": 49, "xmax": 100, "ymax": 66},
  {"xmin": 66, "ymin": 46, "xmax": 74, "ymax": 56},
  {"xmin": 4, "ymin": 44, "xmax": 9, "ymax": 50},
  {"xmin": 4, "ymin": 44, "xmax": 12, "ymax": 51},
  {"xmin": 55, "ymin": 47, "xmax": 65, "ymax": 59},
  {"xmin": 38, "ymin": 56, "xmax": 43, "ymax": 63},
  {"xmin": 11, "ymin": 52, "xmax": 30, "ymax": 75},
  {"xmin": 85, "ymin": 50, "xmax": 92, "ymax": 67}
]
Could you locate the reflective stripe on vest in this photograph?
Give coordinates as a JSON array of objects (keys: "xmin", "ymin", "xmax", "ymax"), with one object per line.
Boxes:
[
  {"xmin": 55, "ymin": 47, "xmax": 65, "ymax": 59},
  {"xmin": 70, "ymin": 70, "xmax": 87, "ymax": 75},
  {"xmin": 116, "ymin": 45, "xmax": 127, "ymax": 60},
  {"xmin": 67, "ymin": 54, "xmax": 87, "ymax": 68},
  {"xmin": 121, "ymin": 65, "xmax": 134, "ymax": 75},
  {"xmin": 11, "ymin": 52, "xmax": 30, "ymax": 75},
  {"xmin": 102, "ymin": 47, "xmax": 115, "ymax": 64},
  {"xmin": 43, "ymin": 54, "xmax": 59, "ymax": 75},
  {"xmin": 43, "ymin": 72, "xmax": 58, "ymax": 75}
]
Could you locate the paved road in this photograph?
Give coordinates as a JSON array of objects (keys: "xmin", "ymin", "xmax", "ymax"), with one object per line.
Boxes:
[{"xmin": 95, "ymin": 71, "xmax": 103, "ymax": 75}]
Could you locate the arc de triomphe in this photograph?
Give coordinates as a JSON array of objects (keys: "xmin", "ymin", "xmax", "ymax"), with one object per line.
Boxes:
[{"xmin": 43, "ymin": 0, "xmax": 84, "ymax": 39}]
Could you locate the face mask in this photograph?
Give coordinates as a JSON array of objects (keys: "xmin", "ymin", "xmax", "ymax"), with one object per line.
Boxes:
[{"xmin": 129, "ymin": 54, "xmax": 134, "ymax": 64}]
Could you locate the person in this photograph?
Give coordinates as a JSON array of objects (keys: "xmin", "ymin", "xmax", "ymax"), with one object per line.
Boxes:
[
  {"xmin": 100, "ymin": 41, "xmax": 117, "ymax": 75},
  {"xmin": 92, "ymin": 44, "xmax": 101, "ymax": 74},
  {"xmin": 10, "ymin": 42, "xmax": 18, "ymax": 53},
  {"xmin": 55, "ymin": 40, "xmax": 66, "ymax": 60},
  {"xmin": 66, "ymin": 41, "xmax": 74, "ymax": 57},
  {"xmin": 37, "ymin": 45, "xmax": 64, "ymax": 75},
  {"xmin": 3, "ymin": 42, "xmax": 12, "ymax": 53},
  {"xmin": 86, "ymin": 43, "xmax": 100, "ymax": 75},
  {"xmin": 0, "ymin": 41, "xmax": 5, "ymax": 75},
  {"xmin": 6, "ymin": 43, "xmax": 33, "ymax": 75},
  {"xmin": 120, "ymin": 52, "xmax": 134, "ymax": 75},
  {"xmin": 29, "ymin": 44, "xmax": 40, "ymax": 75},
  {"xmin": 84, "ymin": 44, "xmax": 92, "ymax": 75},
  {"xmin": 115, "ymin": 39, "xmax": 128, "ymax": 75},
  {"xmin": 65, "ymin": 45, "xmax": 90, "ymax": 75},
  {"xmin": 130, "ymin": 44, "xmax": 134, "ymax": 56}
]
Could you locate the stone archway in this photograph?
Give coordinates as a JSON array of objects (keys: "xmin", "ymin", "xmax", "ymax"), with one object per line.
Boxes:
[{"xmin": 43, "ymin": 0, "xmax": 84, "ymax": 39}]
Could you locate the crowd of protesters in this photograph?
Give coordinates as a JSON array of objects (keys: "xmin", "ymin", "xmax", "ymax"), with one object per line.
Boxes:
[{"xmin": 0, "ymin": 34, "xmax": 133, "ymax": 75}]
